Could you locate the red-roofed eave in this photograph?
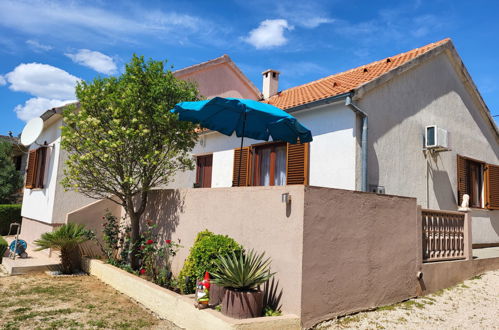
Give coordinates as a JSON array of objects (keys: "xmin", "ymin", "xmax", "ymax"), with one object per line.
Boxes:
[{"xmin": 265, "ymin": 38, "xmax": 451, "ymax": 110}]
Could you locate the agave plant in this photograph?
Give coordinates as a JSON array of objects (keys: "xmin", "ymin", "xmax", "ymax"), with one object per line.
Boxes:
[
  {"xmin": 34, "ymin": 223, "xmax": 92, "ymax": 274},
  {"xmin": 211, "ymin": 249, "xmax": 276, "ymax": 291}
]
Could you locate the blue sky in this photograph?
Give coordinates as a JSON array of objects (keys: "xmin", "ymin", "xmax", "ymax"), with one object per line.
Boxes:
[{"xmin": 1, "ymin": 0, "xmax": 498, "ymax": 135}]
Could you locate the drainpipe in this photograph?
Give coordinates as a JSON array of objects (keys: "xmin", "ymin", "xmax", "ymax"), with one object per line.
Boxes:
[{"xmin": 345, "ymin": 96, "xmax": 368, "ymax": 192}]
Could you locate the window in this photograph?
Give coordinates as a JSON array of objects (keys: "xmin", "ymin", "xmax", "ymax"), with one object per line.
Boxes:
[
  {"xmin": 25, "ymin": 147, "xmax": 47, "ymax": 189},
  {"xmin": 457, "ymin": 155, "xmax": 499, "ymax": 209},
  {"xmin": 195, "ymin": 154, "xmax": 212, "ymax": 188},
  {"xmin": 252, "ymin": 142, "xmax": 287, "ymax": 186},
  {"xmin": 232, "ymin": 142, "xmax": 309, "ymax": 187}
]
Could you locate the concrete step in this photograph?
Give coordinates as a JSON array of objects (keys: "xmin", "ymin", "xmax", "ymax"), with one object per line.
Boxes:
[{"xmin": 1, "ymin": 236, "xmax": 60, "ymax": 275}]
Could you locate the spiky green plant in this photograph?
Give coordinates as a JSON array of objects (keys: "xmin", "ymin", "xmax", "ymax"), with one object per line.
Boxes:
[
  {"xmin": 34, "ymin": 223, "xmax": 92, "ymax": 274},
  {"xmin": 211, "ymin": 249, "xmax": 276, "ymax": 291}
]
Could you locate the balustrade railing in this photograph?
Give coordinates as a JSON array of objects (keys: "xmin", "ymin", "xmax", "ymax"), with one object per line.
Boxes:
[{"xmin": 422, "ymin": 209, "xmax": 471, "ymax": 262}]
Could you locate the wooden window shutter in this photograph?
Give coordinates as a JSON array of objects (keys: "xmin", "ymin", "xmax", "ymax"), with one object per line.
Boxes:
[
  {"xmin": 232, "ymin": 147, "xmax": 251, "ymax": 186},
  {"xmin": 25, "ymin": 150, "xmax": 38, "ymax": 189},
  {"xmin": 34, "ymin": 147, "xmax": 47, "ymax": 189},
  {"xmin": 286, "ymin": 142, "xmax": 309, "ymax": 185},
  {"xmin": 457, "ymin": 155, "xmax": 469, "ymax": 205},
  {"xmin": 485, "ymin": 164, "xmax": 499, "ymax": 210}
]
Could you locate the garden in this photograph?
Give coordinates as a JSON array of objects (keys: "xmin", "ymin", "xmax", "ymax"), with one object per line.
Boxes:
[{"xmin": 39, "ymin": 212, "xmax": 282, "ymax": 320}]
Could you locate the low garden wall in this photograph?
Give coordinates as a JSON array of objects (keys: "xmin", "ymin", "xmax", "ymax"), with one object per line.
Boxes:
[
  {"xmin": 82, "ymin": 258, "xmax": 300, "ymax": 330},
  {"xmin": 67, "ymin": 197, "xmax": 123, "ymax": 256}
]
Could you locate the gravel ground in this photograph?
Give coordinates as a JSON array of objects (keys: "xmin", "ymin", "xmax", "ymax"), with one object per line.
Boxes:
[
  {"xmin": 315, "ymin": 270, "xmax": 499, "ymax": 330},
  {"xmin": 0, "ymin": 272, "xmax": 180, "ymax": 330}
]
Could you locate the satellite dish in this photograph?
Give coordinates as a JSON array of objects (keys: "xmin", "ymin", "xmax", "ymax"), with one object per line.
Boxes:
[{"xmin": 20, "ymin": 117, "xmax": 44, "ymax": 146}]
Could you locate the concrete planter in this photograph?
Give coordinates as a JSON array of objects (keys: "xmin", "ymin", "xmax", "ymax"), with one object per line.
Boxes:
[{"xmin": 222, "ymin": 289, "xmax": 264, "ymax": 319}]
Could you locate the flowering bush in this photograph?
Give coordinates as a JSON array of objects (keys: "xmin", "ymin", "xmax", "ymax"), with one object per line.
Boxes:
[
  {"xmin": 136, "ymin": 220, "xmax": 181, "ymax": 290},
  {"xmin": 99, "ymin": 211, "xmax": 131, "ymax": 266}
]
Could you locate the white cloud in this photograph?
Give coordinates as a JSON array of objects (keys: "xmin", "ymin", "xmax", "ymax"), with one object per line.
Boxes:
[
  {"xmin": 0, "ymin": 75, "xmax": 6, "ymax": 86},
  {"xmin": 276, "ymin": 2, "xmax": 333, "ymax": 29},
  {"xmin": 244, "ymin": 19, "xmax": 293, "ymax": 49},
  {"xmin": 26, "ymin": 39, "xmax": 52, "ymax": 52},
  {"xmin": 301, "ymin": 17, "xmax": 334, "ymax": 29},
  {"xmin": 66, "ymin": 49, "xmax": 117, "ymax": 74},
  {"xmin": 5, "ymin": 63, "xmax": 80, "ymax": 99},
  {"xmin": 0, "ymin": 0, "xmax": 213, "ymax": 46},
  {"xmin": 14, "ymin": 97, "xmax": 73, "ymax": 121}
]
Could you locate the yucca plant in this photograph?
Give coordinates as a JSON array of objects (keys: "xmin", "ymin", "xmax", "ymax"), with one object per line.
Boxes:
[
  {"xmin": 34, "ymin": 223, "xmax": 92, "ymax": 274},
  {"xmin": 211, "ymin": 249, "xmax": 275, "ymax": 291}
]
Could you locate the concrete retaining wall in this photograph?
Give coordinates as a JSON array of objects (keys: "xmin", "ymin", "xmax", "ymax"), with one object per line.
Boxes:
[{"xmin": 419, "ymin": 257, "xmax": 499, "ymax": 294}]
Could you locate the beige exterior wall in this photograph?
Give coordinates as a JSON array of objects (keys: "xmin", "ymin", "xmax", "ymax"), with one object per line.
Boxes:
[
  {"xmin": 141, "ymin": 186, "xmax": 305, "ymax": 316},
  {"xmin": 301, "ymin": 187, "xmax": 420, "ymax": 328},
  {"xmin": 66, "ymin": 197, "xmax": 123, "ymax": 257},
  {"xmin": 358, "ymin": 51, "xmax": 499, "ymax": 244},
  {"xmin": 176, "ymin": 63, "xmax": 260, "ymax": 100},
  {"xmin": 20, "ymin": 217, "xmax": 58, "ymax": 248}
]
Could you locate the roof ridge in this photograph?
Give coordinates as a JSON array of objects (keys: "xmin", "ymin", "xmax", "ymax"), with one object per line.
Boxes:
[
  {"xmin": 173, "ymin": 54, "xmax": 230, "ymax": 75},
  {"xmin": 268, "ymin": 38, "xmax": 450, "ymax": 99}
]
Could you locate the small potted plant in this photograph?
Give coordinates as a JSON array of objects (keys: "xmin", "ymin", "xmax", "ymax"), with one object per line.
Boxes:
[{"xmin": 211, "ymin": 249, "xmax": 275, "ymax": 319}]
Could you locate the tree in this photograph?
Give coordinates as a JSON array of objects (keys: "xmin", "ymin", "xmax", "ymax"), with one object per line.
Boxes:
[
  {"xmin": 34, "ymin": 222, "xmax": 92, "ymax": 274},
  {"xmin": 0, "ymin": 141, "xmax": 23, "ymax": 204},
  {"xmin": 61, "ymin": 55, "xmax": 199, "ymax": 268}
]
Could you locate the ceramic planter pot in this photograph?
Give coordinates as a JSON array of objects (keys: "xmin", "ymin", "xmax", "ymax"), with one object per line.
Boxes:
[
  {"xmin": 221, "ymin": 288, "xmax": 263, "ymax": 319},
  {"xmin": 209, "ymin": 283, "xmax": 226, "ymax": 306}
]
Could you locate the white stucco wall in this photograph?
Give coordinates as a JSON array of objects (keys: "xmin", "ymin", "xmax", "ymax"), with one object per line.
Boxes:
[
  {"xmin": 359, "ymin": 51, "xmax": 499, "ymax": 244},
  {"xmin": 295, "ymin": 103, "xmax": 356, "ymax": 190},
  {"xmin": 21, "ymin": 117, "xmax": 62, "ymax": 224},
  {"xmin": 169, "ymin": 102, "xmax": 357, "ymax": 190}
]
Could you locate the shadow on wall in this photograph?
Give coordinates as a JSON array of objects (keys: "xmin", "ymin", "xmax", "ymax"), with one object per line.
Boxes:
[
  {"xmin": 140, "ymin": 189, "xmax": 185, "ymax": 242},
  {"xmin": 428, "ymin": 152, "xmax": 456, "ymax": 210}
]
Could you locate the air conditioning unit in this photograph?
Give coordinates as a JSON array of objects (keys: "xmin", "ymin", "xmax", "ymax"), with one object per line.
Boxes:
[{"xmin": 425, "ymin": 125, "xmax": 449, "ymax": 150}]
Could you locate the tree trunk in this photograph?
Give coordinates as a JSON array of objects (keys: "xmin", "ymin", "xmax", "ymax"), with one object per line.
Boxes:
[
  {"xmin": 129, "ymin": 211, "xmax": 141, "ymax": 269},
  {"xmin": 125, "ymin": 191, "xmax": 149, "ymax": 270},
  {"xmin": 60, "ymin": 246, "xmax": 81, "ymax": 274}
]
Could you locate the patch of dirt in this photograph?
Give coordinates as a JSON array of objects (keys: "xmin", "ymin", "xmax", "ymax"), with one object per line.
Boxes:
[
  {"xmin": 315, "ymin": 270, "xmax": 499, "ymax": 329},
  {"xmin": 0, "ymin": 273, "xmax": 181, "ymax": 330}
]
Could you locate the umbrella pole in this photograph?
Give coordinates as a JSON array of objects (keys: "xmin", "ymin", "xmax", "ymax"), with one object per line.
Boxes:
[{"xmin": 237, "ymin": 111, "xmax": 247, "ymax": 186}]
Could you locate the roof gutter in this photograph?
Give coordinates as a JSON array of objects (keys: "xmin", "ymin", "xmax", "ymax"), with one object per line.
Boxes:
[
  {"xmin": 345, "ymin": 95, "xmax": 368, "ymax": 192},
  {"xmin": 286, "ymin": 92, "xmax": 352, "ymax": 113}
]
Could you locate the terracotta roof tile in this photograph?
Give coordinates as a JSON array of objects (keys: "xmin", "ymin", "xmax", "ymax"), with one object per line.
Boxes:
[{"xmin": 266, "ymin": 39, "xmax": 450, "ymax": 109}]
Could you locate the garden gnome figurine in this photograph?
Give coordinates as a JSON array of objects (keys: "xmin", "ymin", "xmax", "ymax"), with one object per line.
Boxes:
[
  {"xmin": 458, "ymin": 194, "xmax": 471, "ymax": 212},
  {"xmin": 194, "ymin": 272, "xmax": 211, "ymax": 309}
]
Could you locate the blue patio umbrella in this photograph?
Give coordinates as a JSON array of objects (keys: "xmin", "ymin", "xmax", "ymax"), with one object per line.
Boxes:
[{"xmin": 171, "ymin": 97, "xmax": 312, "ymax": 185}]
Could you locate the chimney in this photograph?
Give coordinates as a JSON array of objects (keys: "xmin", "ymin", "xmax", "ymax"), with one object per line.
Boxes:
[{"xmin": 262, "ymin": 69, "xmax": 280, "ymax": 99}]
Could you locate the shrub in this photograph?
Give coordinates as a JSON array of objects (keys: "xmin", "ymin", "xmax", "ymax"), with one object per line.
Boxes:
[
  {"xmin": 211, "ymin": 249, "xmax": 275, "ymax": 290},
  {"xmin": 0, "ymin": 235, "xmax": 8, "ymax": 263},
  {"xmin": 178, "ymin": 230, "xmax": 242, "ymax": 294},
  {"xmin": 0, "ymin": 204, "xmax": 21, "ymax": 236},
  {"xmin": 34, "ymin": 223, "xmax": 93, "ymax": 274}
]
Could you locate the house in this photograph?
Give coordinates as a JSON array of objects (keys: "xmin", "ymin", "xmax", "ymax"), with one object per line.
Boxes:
[
  {"xmin": 18, "ymin": 55, "xmax": 261, "ymax": 245},
  {"xmin": 173, "ymin": 39, "xmax": 499, "ymax": 247}
]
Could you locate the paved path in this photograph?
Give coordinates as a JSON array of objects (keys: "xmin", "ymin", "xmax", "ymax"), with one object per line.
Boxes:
[{"xmin": 316, "ymin": 270, "xmax": 499, "ymax": 329}]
